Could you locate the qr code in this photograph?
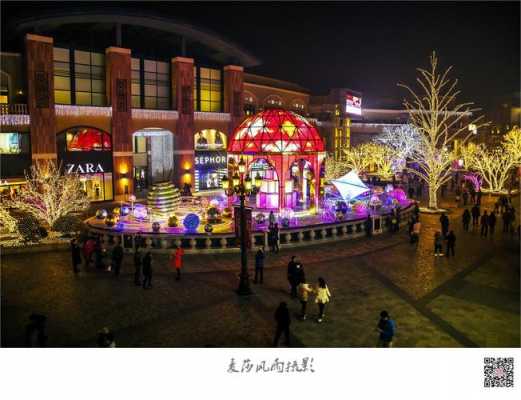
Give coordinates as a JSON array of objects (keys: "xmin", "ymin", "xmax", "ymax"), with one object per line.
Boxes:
[{"xmin": 484, "ymin": 357, "xmax": 514, "ymax": 388}]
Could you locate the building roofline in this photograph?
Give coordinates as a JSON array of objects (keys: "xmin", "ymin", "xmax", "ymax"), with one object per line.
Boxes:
[{"xmin": 10, "ymin": 11, "xmax": 261, "ymax": 67}]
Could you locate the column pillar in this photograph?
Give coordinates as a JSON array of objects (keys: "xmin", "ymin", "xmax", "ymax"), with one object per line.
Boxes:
[
  {"xmin": 26, "ymin": 34, "xmax": 56, "ymax": 164},
  {"xmin": 223, "ymin": 65, "xmax": 244, "ymax": 134},
  {"xmin": 172, "ymin": 57, "xmax": 195, "ymax": 189},
  {"xmin": 106, "ymin": 46, "xmax": 132, "ymax": 200}
]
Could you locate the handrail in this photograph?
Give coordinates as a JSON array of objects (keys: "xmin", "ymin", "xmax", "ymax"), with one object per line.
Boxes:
[{"xmin": 87, "ymin": 204, "xmax": 415, "ymax": 254}]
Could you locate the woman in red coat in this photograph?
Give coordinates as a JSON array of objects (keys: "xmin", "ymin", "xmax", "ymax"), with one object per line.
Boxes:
[{"xmin": 171, "ymin": 247, "xmax": 184, "ymax": 281}]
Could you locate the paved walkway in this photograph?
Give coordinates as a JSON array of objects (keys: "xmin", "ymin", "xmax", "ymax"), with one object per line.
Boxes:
[{"xmin": 2, "ymin": 195, "xmax": 519, "ymax": 347}]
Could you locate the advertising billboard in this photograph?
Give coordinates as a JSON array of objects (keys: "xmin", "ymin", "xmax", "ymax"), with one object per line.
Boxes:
[{"xmin": 345, "ymin": 93, "xmax": 362, "ymax": 115}]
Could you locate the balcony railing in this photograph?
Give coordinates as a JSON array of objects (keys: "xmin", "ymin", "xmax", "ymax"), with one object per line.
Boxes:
[{"xmin": 0, "ymin": 103, "xmax": 28, "ymax": 115}]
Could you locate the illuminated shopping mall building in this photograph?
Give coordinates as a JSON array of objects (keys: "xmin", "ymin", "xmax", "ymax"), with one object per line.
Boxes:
[{"xmin": 0, "ymin": 11, "xmax": 419, "ymax": 202}]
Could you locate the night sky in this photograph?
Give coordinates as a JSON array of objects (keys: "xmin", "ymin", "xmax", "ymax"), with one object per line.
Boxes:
[{"xmin": 2, "ymin": 1, "xmax": 520, "ymax": 111}]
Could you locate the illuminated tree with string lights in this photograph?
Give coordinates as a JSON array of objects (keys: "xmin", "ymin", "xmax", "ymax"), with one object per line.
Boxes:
[
  {"xmin": 461, "ymin": 127, "xmax": 521, "ymax": 193},
  {"xmin": 8, "ymin": 160, "xmax": 90, "ymax": 228},
  {"xmin": 398, "ymin": 51, "xmax": 488, "ymax": 210}
]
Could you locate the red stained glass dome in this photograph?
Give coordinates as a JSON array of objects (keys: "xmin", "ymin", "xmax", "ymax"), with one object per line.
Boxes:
[{"xmin": 228, "ymin": 108, "xmax": 325, "ymax": 154}]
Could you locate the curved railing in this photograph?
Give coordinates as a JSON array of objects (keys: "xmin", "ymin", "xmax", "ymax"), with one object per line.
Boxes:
[{"xmin": 87, "ymin": 204, "xmax": 415, "ymax": 254}]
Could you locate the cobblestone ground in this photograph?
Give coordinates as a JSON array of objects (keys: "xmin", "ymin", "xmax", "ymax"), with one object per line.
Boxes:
[{"xmin": 2, "ymin": 195, "xmax": 519, "ymax": 347}]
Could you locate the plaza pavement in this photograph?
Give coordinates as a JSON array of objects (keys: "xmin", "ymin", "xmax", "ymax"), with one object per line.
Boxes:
[{"xmin": 1, "ymin": 195, "xmax": 519, "ymax": 347}]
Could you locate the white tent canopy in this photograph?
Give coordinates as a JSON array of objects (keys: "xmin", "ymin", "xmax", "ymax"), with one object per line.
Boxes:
[{"xmin": 331, "ymin": 170, "xmax": 369, "ymax": 201}]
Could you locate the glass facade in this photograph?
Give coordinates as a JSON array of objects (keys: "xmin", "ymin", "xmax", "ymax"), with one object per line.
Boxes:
[
  {"xmin": 0, "ymin": 132, "xmax": 30, "ymax": 154},
  {"xmin": 53, "ymin": 47, "xmax": 72, "ymax": 104},
  {"xmin": 198, "ymin": 67, "xmax": 222, "ymax": 112},
  {"xmin": 74, "ymin": 50, "xmax": 106, "ymax": 106},
  {"xmin": 57, "ymin": 127, "xmax": 113, "ymax": 202},
  {"xmin": 143, "ymin": 59, "xmax": 170, "ymax": 109}
]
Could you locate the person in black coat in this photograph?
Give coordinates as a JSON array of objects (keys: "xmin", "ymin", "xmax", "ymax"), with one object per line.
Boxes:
[
  {"xmin": 446, "ymin": 231, "xmax": 456, "ymax": 257},
  {"xmin": 273, "ymin": 302, "xmax": 291, "ymax": 347},
  {"xmin": 439, "ymin": 213, "xmax": 449, "ymax": 238},
  {"xmin": 70, "ymin": 239, "xmax": 82, "ymax": 274},
  {"xmin": 142, "ymin": 252, "xmax": 152, "ymax": 289},
  {"xmin": 254, "ymin": 247, "xmax": 265, "ymax": 284},
  {"xmin": 480, "ymin": 211, "xmax": 489, "ymax": 237},
  {"xmin": 462, "ymin": 209, "xmax": 471, "ymax": 232},
  {"xmin": 488, "ymin": 211, "xmax": 497, "ymax": 236},
  {"xmin": 111, "ymin": 240, "xmax": 124, "ymax": 276},
  {"xmin": 471, "ymin": 205, "xmax": 480, "ymax": 227},
  {"xmin": 364, "ymin": 215, "xmax": 372, "ymax": 237}
]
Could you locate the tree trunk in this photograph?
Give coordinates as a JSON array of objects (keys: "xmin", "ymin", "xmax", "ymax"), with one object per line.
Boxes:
[{"xmin": 428, "ymin": 186, "xmax": 438, "ymax": 209}]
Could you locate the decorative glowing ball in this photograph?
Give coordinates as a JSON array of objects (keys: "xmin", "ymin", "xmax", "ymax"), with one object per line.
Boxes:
[
  {"xmin": 105, "ymin": 214, "xmax": 117, "ymax": 227},
  {"xmin": 152, "ymin": 222, "xmax": 161, "ymax": 233},
  {"xmin": 168, "ymin": 215, "xmax": 178, "ymax": 227},
  {"xmin": 183, "ymin": 213, "xmax": 200, "ymax": 232},
  {"xmin": 120, "ymin": 205, "xmax": 130, "ymax": 216},
  {"xmin": 112, "ymin": 207, "xmax": 120, "ymax": 216},
  {"xmin": 96, "ymin": 209, "xmax": 108, "ymax": 219},
  {"xmin": 133, "ymin": 205, "xmax": 148, "ymax": 220},
  {"xmin": 204, "ymin": 223, "xmax": 213, "ymax": 233}
]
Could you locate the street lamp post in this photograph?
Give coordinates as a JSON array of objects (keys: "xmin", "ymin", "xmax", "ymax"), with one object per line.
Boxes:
[{"xmin": 222, "ymin": 157, "xmax": 262, "ymax": 295}]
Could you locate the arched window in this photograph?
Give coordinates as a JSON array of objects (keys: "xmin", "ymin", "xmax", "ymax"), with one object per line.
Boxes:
[
  {"xmin": 264, "ymin": 95, "xmax": 283, "ymax": 108},
  {"xmin": 63, "ymin": 127, "xmax": 112, "ymax": 152},
  {"xmin": 291, "ymin": 99, "xmax": 306, "ymax": 112}
]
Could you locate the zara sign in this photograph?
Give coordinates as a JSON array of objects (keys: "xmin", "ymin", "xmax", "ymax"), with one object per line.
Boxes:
[{"xmin": 66, "ymin": 163, "xmax": 105, "ymax": 174}]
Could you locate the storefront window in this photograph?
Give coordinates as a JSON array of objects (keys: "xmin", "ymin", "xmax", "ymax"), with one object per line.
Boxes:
[
  {"xmin": 199, "ymin": 67, "xmax": 221, "ymax": 112},
  {"xmin": 74, "ymin": 50, "xmax": 106, "ymax": 106},
  {"xmin": 194, "ymin": 129, "xmax": 227, "ymax": 191},
  {"xmin": 58, "ymin": 127, "xmax": 113, "ymax": 202},
  {"xmin": 53, "ymin": 47, "xmax": 72, "ymax": 105},
  {"xmin": 0, "ymin": 132, "xmax": 30, "ymax": 154},
  {"xmin": 65, "ymin": 127, "xmax": 111, "ymax": 152}
]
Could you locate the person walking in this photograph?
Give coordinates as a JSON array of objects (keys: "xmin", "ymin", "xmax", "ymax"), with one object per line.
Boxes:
[
  {"xmin": 480, "ymin": 211, "xmax": 489, "ymax": 237},
  {"xmin": 273, "ymin": 302, "xmax": 290, "ymax": 347},
  {"xmin": 173, "ymin": 246, "xmax": 184, "ymax": 281},
  {"xmin": 111, "ymin": 240, "xmax": 124, "ymax": 276},
  {"xmin": 271, "ymin": 223, "xmax": 280, "ymax": 253},
  {"xmin": 70, "ymin": 238, "xmax": 82, "ymax": 274},
  {"xmin": 462, "ymin": 190, "xmax": 469, "ymax": 206},
  {"xmin": 315, "ymin": 277, "xmax": 332, "ymax": 323},
  {"xmin": 462, "ymin": 209, "xmax": 471, "ymax": 232},
  {"xmin": 142, "ymin": 252, "xmax": 152, "ymax": 289},
  {"xmin": 133, "ymin": 246, "xmax": 142, "ymax": 286},
  {"xmin": 287, "ymin": 256, "xmax": 298, "ymax": 298},
  {"xmin": 94, "ymin": 237, "xmax": 105, "ymax": 270},
  {"xmin": 411, "ymin": 219, "xmax": 421, "ymax": 244},
  {"xmin": 488, "ymin": 211, "xmax": 497, "ymax": 236},
  {"xmin": 376, "ymin": 311, "xmax": 396, "ymax": 348},
  {"xmin": 82, "ymin": 237, "xmax": 95, "ymax": 268},
  {"xmin": 502, "ymin": 209, "xmax": 512, "ymax": 233},
  {"xmin": 446, "ymin": 230, "xmax": 456, "ymax": 257},
  {"xmin": 268, "ymin": 210, "xmax": 276, "ymax": 228},
  {"xmin": 434, "ymin": 231, "xmax": 444, "ymax": 256},
  {"xmin": 297, "ymin": 278, "xmax": 313, "ymax": 320},
  {"xmin": 439, "ymin": 213, "xmax": 449, "ymax": 238},
  {"xmin": 471, "ymin": 204, "xmax": 480, "ymax": 228},
  {"xmin": 365, "ymin": 214, "xmax": 372, "ymax": 237},
  {"xmin": 254, "ymin": 246, "xmax": 265, "ymax": 284},
  {"xmin": 476, "ymin": 190, "xmax": 482, "ymax": 206}
]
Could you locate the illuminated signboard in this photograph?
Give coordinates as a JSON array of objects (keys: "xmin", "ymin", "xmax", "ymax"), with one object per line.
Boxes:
[{"xmin": 345, "ymin": 94, "xmax": 362, "ymax": 116}]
